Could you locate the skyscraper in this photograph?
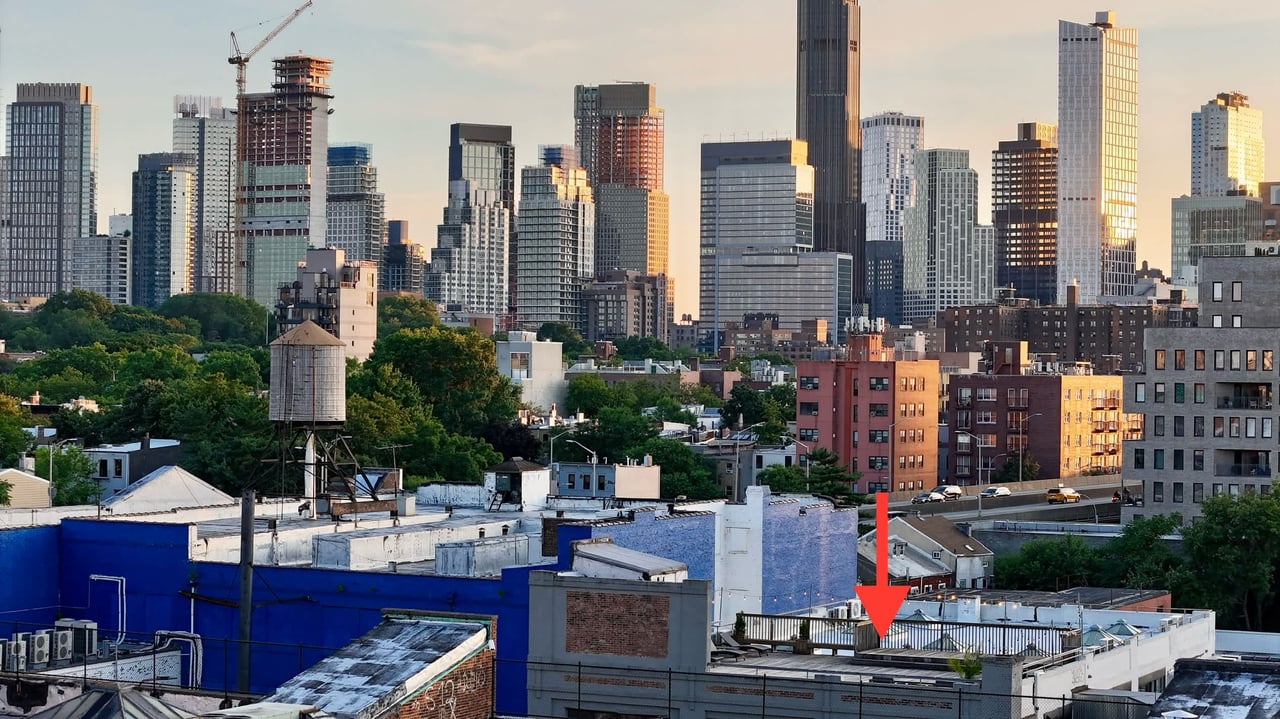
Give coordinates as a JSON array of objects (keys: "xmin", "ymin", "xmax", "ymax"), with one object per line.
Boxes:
[
  {"xmin": 699, "ymin": 140, "xmax": 852, "ymax": 346},
  {"xmin": 237, "ymin": 55, "xmax": 332, "ymax": 309},
  {"xmin": 2, "ymin": 83, "xmax": 98, "ymax": 299},
  {"xmin": 426, "ymin": 124, "xmax": 513, "ymax": 316},
  {"xmin": 861, "ymin": 111, "xmax": 922, "ymax": 324},
  {"xmin": 993, "ymin": 122, "xmax": 1059, "ymax": 306},
  {"xmin": 1191, "ymin": 92, "xmax": 1264, "ymax": 198},
  {"xmin": 573, "ymin": 83, "xmax": 669, "ymax": 279},
  {"xmin": 903, "ymin": 149, "xmax": 994, "ymax": 323},
  {"xmin": 516, "ymin": 146, "xmax": 594, "ymax": 332},
  {"xmin": 1056, "ymin": 11, "xmax": 1138, "ymax": 304},
  {"xmin": 326, "ymin": 143, "xmax": 385, "ymax": 265},
  {"xmin": 172, "ymin": 96, "xmax": 235, "ymax": 293},
  {"xmin": 131, "ymin": 153, "xmax": 197, "ymax": 307},
  {"xmin": 379, "ymin": 220, "xmax": 427, "ymax": 296},
  {"xmin": 797, "ymin": 0, "xmax": 862, "ymax": 283}
]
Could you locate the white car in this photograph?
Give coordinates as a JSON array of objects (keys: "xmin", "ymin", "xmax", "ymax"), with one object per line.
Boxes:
[
  {"xmin": 979, "ymin": 486, "xmax": 1012, "ymax": 499},
  {"xmin": 933, "ymin": 485, "xmax": 964, "ymax": 499}
]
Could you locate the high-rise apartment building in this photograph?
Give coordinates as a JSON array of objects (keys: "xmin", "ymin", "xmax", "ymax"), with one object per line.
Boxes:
[
  {"xmin": 379, "ymin": 220, "xmax": 426, "ymax": 296},
  {"xmin": 275, "ymin": 248, "xmax": 377, "ymax": 361},
  {"xmin": 861, "ymin": 112, "xmax": 922, "ymax": 325},
  {"xmin": 2, "ymin": 83, "xmax": 98, "ymax": 299},
  {"xmin": 73, "ymin": 225, "xmax": 130, "ymax": 306},
  {"xmin": 699, "ymin": 140, "xmax": 850, "ymax": 344},
  {"xmin": 902, "ymin": 149, "xmax": 994, "ymax": 323},
  {"xmin": 1170, "ymin": 195, "xmax": 1263, "ymax": 283},
  {"xmin": 1263, "ymin": 182, "xmax": 1280, "ymax": 244},
  {"xmin": 427, "ymin": 124, "xmax": 514, "ymax": 317},
  {"xmin": 993, "ymin": 122, "xmax": 1058, "ymax": 306},
  {"xmin": 1191, "ymin": 92, "xmax": 1264, "ymax": 198},
  {"xmin": 172, "ymin": 96, "xmax": 235, "ymax": 293},
  {"xmin": 326, "ymin": 143, "xmax": 385, "ymax": 265},
  {"xmin": 582, "ymin": 270, "xmax": 669, "ymax": 343},
  {"xmin": 573, "ymin": 83, "xmax": 670, "ymax": 281},
  {"xmin": 516, "ymin": 146, "xmax": 594, "ymax": 333},
  {"xmin": 237, "ymin": 56, "xmax": 333, "ymax": 309},
  {"xmin": 1057, "ymin": 11, "xmax": 1138, "ymax": 304},
  {"xmin": 797, "ymin": 0, "xmax": 863, "ymax": 278},
  {"xmin": 1123, "ymin": 256, "xmax": 1280, "ymax": 522},
  {"xmin": 131, "ymin": 153, "xmax": 197, "ymax": 308}
]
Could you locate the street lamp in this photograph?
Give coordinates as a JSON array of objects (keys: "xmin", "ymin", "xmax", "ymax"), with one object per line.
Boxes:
[
  {"xmin": 545, "ymin": 428, "xmax": 573, "ymax": 487},
  {"xmin": 47, "ymin": 438, "xmax": 74, "ymax": 507},
  {"xmin": 1017, "ymin": 412, "xmax": 1044, "ymax": 485},
  {"xmin": 789, "ymin": 437, "xmax": 812, "ymax": 481},
  {"xmin": 736, "ymin": 422, "xmax": 766, "ymax": 491},
  {"xmin": 566, "ymin": 439, "xmax": 600, "ymax": 497}
]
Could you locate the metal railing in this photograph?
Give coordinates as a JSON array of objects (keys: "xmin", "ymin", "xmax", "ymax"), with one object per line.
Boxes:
[
  {"xmin": 1215, "ymin": 463, "xmax": 1273, "ymax": 477},
  {"xmin": 737, "ymin": 613, "xmax": 879, "ymax": 651}
]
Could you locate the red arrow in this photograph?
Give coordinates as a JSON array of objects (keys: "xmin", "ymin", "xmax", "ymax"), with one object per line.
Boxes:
[{"xmin": 855, "ymin": 492, "xmax": 910, "ymax": 638}]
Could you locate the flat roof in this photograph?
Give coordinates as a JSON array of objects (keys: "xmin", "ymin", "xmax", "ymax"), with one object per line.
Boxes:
[{"xmin": 950, "ymin": 587, "xmax": 1169, "ymax": 609}]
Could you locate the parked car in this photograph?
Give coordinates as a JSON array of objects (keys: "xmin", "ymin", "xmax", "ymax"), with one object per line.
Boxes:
[
  {"xmin": 979, "ymin": 486, "xmax": 1012, "ymax": 499},
  {"xmin": 911, "ymin": 491, "xmax": 946, "ymax": 504},
  {"xmin": 1045, "ymin": 487, "xmax": 1082, "ymax": 504},
  {"xmin": 933, "ymin": 485, "xmax": 964, "ymax": 500}
]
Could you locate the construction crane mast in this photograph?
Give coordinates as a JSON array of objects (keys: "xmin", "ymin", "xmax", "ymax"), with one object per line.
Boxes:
[{"xmin": 228, "ymin": 0, "xmax": 313, "ymax": 296}]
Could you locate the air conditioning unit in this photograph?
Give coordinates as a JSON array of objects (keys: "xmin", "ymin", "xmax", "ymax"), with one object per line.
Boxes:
[
  {"xmin": 54, "ymin": 619, "xmax": 99, "ymax": 658},
  {"xmin": 29, "ymin": 631, "xmax": 51, "ymax": 666},
  {"xmin": 53, "ymin": 630, "xmax": 73, "ymax": 662},
  {"xmin": 5, "ymin": 639, "xmax": 26, "ymax": 672}
]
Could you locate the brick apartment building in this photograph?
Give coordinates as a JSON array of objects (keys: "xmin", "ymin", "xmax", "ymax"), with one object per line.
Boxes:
[
  {"xmin": 947, "ymin": 341, "xmax": 1138, "ymax": 484},
  {"xmin": 795, "ymin": 334, "xmax": 939, "ymax": 493}
]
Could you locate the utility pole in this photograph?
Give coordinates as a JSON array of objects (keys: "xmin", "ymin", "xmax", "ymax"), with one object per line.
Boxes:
[{"xmin": 236, "ymin": 490, "xmax": 255, "ymax": 692}]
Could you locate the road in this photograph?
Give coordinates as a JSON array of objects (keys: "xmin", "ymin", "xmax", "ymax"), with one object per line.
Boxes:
[{"xmin": 862, "ymin": 482, "xmax": 1126, "ymax": 523}]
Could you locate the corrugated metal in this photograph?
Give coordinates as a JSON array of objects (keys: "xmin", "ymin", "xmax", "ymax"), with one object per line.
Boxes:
[{"xmin": 28, "ymin": 689, "xmax": 192, "ymax": 719}]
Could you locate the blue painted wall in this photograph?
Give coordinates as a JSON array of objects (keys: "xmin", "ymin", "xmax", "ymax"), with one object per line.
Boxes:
[
  {"xmin": 762, "ymin": 502, "xmax": 860, "ymax": 614},
  {"xmin": 0, "ymin": 526, "xmax": 60, "ymax": 635},
  {"xmin": 585, "ymin": 510, "xmax": 716, "ymax": 580}
]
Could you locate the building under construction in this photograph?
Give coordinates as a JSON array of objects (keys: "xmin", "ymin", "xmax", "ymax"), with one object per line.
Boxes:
[{"xmin": 237, "ymin": 55, "xmax": 333, "ymax": 308}]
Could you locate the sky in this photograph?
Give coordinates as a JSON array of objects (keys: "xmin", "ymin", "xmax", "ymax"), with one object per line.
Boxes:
[{"xmin": 2, "ymin": 1, "xmax": 1278, "ymax": 318}]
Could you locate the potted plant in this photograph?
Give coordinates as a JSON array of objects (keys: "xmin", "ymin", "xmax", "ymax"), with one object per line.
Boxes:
[
  {"xmin": 733, "ymin": 611, "xmax": 747, "ymax": 643},
  {"xmin": 794, "ymin": 619, "xmax": 813, "ymax": 655}
]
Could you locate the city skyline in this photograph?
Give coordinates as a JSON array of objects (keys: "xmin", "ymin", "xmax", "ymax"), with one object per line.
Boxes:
[{"xmin": 2, "ymin": 1, "xmax": 1278, "ymax": 316}]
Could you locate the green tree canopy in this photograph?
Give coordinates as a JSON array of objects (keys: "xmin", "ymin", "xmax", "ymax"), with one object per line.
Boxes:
[
  {"xmin": 536, "ymin": 322, "xmax": 590, "ymax": 359},
  {"xmin": 377, "ymin": 295, "xmax": 440, "ymax": 338},
  {"xmin": 757, "ymin": 464, "xmax": 809, "ymax": 493},
  {"xmin": 34, "ymin": 444, "xmax": 96, "ymax": 506},
  {"xmin": 994, "ymin": 535, "xmax": 1100, "ymax": 591},
  {"xmin": 157, "ymin": 293, "xmax": 269, "ymax": 345},
  {"xmin": 992, "ymin": 452, "xmax": 1041, "ymax": 484},
  {"xmin": 564, "ymin": 374, "xmax": 613, "ymax": 417},
  {"xmin": 612, "ymin": 336, "xmax": 678, "ymax": 361},
  {"xmin": 115, "ymin": 345, "xmax": 198, "ymax": 389},
  {"xmin": 1182, "ymin": 493, "xmax": 1280, "ymax": 630},
  {"xmin": 627, "ymin": 437, "xmax": 720, "ymax": 500},
  {"xmin": 721, "ymin": 384, "xmax": 765, "ymax": 429},
  {"xmin": 198, "ymin": 349, "xmax": 264, "ymax": 388},
  {"xmin": 561, "ymin": 406, "xmax": 659, "ymax": 466}
]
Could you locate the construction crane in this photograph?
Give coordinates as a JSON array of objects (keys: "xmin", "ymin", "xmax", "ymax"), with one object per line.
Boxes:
[{"xmin": 227, "ymin": 1, "xmax": 313, "ymax": 297}]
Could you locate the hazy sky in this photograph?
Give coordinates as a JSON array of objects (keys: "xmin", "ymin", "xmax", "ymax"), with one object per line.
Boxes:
[{"xmin": 3, "ymin": 1, "xmax": 1277, "ymax": 317}]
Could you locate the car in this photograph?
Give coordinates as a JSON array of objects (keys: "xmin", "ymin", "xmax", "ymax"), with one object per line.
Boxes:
[
  {"xmin": 979, "ymin": 486, "xmax": 1012, "ymax": 499},
  {"xmin": 933, "ymin": 485, "xmax": 964, "ymax": 499},
  {"xmin": 911, "ymin": 491, "xmax": 946, "ymax": 504},
  {"xmin": 1046, "ymin": 487, "xmax": 1082, "ymax": 504}
]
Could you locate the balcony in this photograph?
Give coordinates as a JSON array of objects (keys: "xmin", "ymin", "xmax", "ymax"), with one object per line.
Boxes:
[
  {"xmin": 1217, "ymin": 396, "xmax": 1274, "ymax": 410},
  {"xmin": 1092, "ymin": 398, "xmax": 1121, "ymax": 411},
  {"xmin": 1216, "ymin": 463, "xmax": 1273, "ymax": 477},
  {"xmin": 1091, "ymin": 421, "xmax": 1119, "ymax": 433},
  {"xmin": 1091, "ymin": 443, "xmax": 1120, "ymax": 455},
  {"xmin": 955, "ymin": 398, "xmax": 973, "ymax": 408}
]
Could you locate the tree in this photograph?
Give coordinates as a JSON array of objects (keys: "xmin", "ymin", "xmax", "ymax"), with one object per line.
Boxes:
[
  {"xmin": 678, "ymin": 382, "xmax": 723, "ymax": 408},
  {"xmin": 345, "ymin": 392, "xmax": 423, "ymax": 466},
  {"xmin": 754, "ymin": 397, "xmax": 788, "ymax": 445},
  {"xmin": 115, "ymin": 345, "xmax": 198, "ymax": 389},
  {"xmin": 720, "ymin": 384, "xmax": 765, "ymax": 429},
  {"xmin": 1182, "ymin": 493, "xmax": 1280, "ymax": 630},
  {"xmin": 478, "ymin": 420, "xmax": 541, "ymax": 461},
  {"xmin": 377, "ymin": 295, "xmax": 439, "ymax": 338},
  {"xmin": 757, "ymin": 464, "xmax": 809, "ymax": 493},
  {"xmin": 158, "ymin": 293, "xmax": 269, "ymax": 345},
  {"xmin": 563, "ymin": 374, "xmax": 613, "ymax": 417},
  {"xmin": 397, "ymin": 415, "xmax": 502, "ymax": 485},
  {"xmin": 367, "ymin": 326, "xmax": 520, "ymax": 434},
  {"xmin": 34, "ymin": 444, "xmax": 97, "ymax": 506},
  {"xmin": 612, "ymin": 336, "xmax": 676, "ymax": 361},
  {"xmin": 564, "ymin": 406, "xmax": 658, "ymax": 466},
  {"xmin": 992, "ymin": 452, "xmax": 1041, "ymax": 484},
  {"xmin": 1096, "ymin": 514, "xmax": 1185, "ymax": 591},
  {"xmin": 765, "ymin": 383, "xmax": 797, "ymax": 422},
  {"xmin": 994, "ymin": 536, "xmax": 1100, "ymax": 591},
  {"xmin": 806, "ymin": 448, "xmax": 859, "ymax": 490},
  {"xmin": 13, "ymin": 344, "xmax": 120, "ymax": 389},
  {"xmin": 198, "ymin": 349, "xmax": 264, "ymax": 389},
  {"xmin": 536, "ymin": 322, "xmax": 590, "ymax": 359},
  {"xmin": 627, "ymin": 437, "xmax": 721, "ymax": 500},
  {"xmin": 0, "ymin": 397, "xmax": 32, "ymax": 468},
  {"xmin": 158, "ymin": 376, "xmax": 273, "ymax": 493},
  {"xmin": 0, "ymin": 478, "xmax": 9, "ymax": 506}
]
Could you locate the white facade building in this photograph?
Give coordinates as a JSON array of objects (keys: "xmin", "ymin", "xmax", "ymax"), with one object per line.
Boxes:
[
  {"xmin": 427, "ymin": 181, "xmax": 510, "ymax": 316},
  {"xmin": 496, "ymin": 330, "xmax": 567, "ymax": 414},
  {"xmin": 1056, "ymin": 11, "xmax": 1138, "ymax": 304},
  {"xmin": 326, "ymin": 143, "xmax": 385, "ymax": 265},
  {"xmin": 861, "ymin": 112, "xmax": 922, "ymax": 325},
  {"xmin": 515, "ymin": 146, "xmax": 595, "ymax": 333},
  {"xmin": 275, "ymin": 248, "xmax": 378, "ymax": 361},
  {"xmin": 1191, "ymin": 91, "xmax": 1265, "ymax": 198},
  {"xmin": 172, "ymin": 96, "xmax": 236, "ymax": 293},
  {"xmin": 902, "ymin": 149, "xmax": 994, "ymax": 323}
]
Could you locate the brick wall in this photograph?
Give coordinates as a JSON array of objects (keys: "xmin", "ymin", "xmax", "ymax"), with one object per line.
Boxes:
[
  {"xmin": 564, "ymin": 590, "xmax": 670, "ymax": 658},
  {"xmin": 390, "ymin": 646, "xmax": 494, "ymax": 719},
  {"xmin": 1115, "ymin": 592, "xmax": 1172, "ymax": 613}
]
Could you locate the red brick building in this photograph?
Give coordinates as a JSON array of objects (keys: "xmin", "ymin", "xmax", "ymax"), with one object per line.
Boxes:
[{"xmin": 795, "ymin": 334, "xmax": 940, "ymax": 493}]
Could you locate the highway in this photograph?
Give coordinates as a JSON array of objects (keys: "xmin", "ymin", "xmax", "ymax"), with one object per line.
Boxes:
[{"xmin": 863, "ymin": 482, "xmax": 1126, "ymax": 523}]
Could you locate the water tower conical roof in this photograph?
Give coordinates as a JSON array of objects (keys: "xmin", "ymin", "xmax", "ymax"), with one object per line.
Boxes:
[{"xmin": 271, "ymin": 320, "xmax": 346, "ymax": 347}]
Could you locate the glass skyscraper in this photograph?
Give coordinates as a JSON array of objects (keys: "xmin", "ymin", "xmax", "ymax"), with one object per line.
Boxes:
[
  {"xmin": 516, "ymin": 146, "xmax": 594, "ymax": 333},
  {"xmin": 3, "ymin": 83, "xmax": 98, "ymax": 299},
  {"xmin": 131, "ymin": 153, "xmax": 197, "ymax": 308},
  {"xmin": 172, "ymin": 96, "xmax": 235, "ymax": 293},
  {"xmin": 1056, "ymin": 11, "xmax": 1138, "ymax": 304},
  {"xmin": 993, "ymin": 122, "xmax": 1059, "ymax": 306},
  {"xmin": 1191, "ymin": 92, "xmax": 1264, "ymax": 198},
  {"xmin": 861, "ymin": 111, "xmax": 922, "ymax": 324},
  {"xmin": 326, "ymin": 143, "xmax": 385, "ymax": 265}
]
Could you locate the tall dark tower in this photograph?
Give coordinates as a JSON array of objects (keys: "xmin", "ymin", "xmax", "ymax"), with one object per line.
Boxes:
[{"xmin": 797, "ymin": 0, "xmax": 862, "ymax": 291}]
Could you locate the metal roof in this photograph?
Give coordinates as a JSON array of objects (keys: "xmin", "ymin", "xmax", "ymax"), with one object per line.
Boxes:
[
  {"xmin": 28, "ymin": 689, "xmax": 191, "ymax": 719},
  {"xmin": 573, "ymin": 541, "xmax": 687, "ymax": 576},
  {"xmin": 271, "ymin": 321, "xmax": 345, "ymax": 347}
]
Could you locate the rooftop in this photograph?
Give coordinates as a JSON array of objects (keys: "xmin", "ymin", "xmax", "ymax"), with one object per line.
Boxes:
[
  {"xmin": 948, "ymin": 586, "xmax": 1170, "ymax": 609},
  {"xmin": 1151, "ymin": 657, "xmax": 1280, "ymax": 718}
]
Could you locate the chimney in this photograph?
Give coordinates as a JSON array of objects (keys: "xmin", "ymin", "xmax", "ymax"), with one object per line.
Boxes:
[
  {"xmin": 30, "ymin": 391, "xmax": 40, "ymax": 405},
  {"xmin": 141, "ymin": 433, "xmax": 151, "ymax": 451},
  {"xmin": 1066, "ymin": 280, "xmax": 1079, "ymax": 308}
]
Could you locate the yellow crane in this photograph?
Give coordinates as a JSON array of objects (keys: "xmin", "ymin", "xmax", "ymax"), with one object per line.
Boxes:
[{"xmin": 227, "ymin": 1, "xmax": 313, "ymax": 293}]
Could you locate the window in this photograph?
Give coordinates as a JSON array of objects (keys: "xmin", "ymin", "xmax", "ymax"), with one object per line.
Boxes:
[
  {"xmin": 1154, "ymin": 349, "xmax": 1166, "ymax": 370},
  {"xmin": 799, "ymin": 402, "xmax": 820, "ymax": 416},
  {"xmin": 1231, "ymin": 350, "xmax": 1242, "ymax": 370},
  {"xmin": 869, "ymin": 403, "xmax": 889, "ymax": 417},
  {"xmin": 1215, "ymin": 350, "xmax": 1226, "ymax": 370},
  {"xmin": 567, "ymin": 473, "xmax": 576, "ymax": 489},
  {"xmin": 1248, "ymin": 350, "xmax": 1258, "ymax": 371},
  {"xmin": 1174, "ymin": 349, "xmax": 1186, "ymax": 370},
  {"xmin": 869, "ymin": 429, "xmax": 889, "ymax": 443},
  {"xmin": 1212, "ymin": 281, "xmax": 1223, "ymax": 301},
  {"xmin": 1233, "ymin": 316, "xmax": 1242, "ymax": 327},
  {"xmin": 799, "ymin": 428, "xmax": 818, "ymax": 441},
  {"xmin": 1193, "ymin": 416, "xmax": 1205, "ymax": 437},
  {"xmin": 1173, "ymin": 482, "xmax": 1184, "ymax": 503},
  {"xmin": 1265, "ymin": 418, "xmax": 1274, "ymax": 439},
  {"xmin": 1230, "ymin": 417, "xmax": 1241, "ymax": 438},
  {"xmin": 1195, "ymin": 350, "xmax": 1205, "ymax": 370},
  {"xmin": 977, "ymin": 388, "xmax": 997, "ymax": 402},
  {"xmin": 113, "ymin": 459, "xmax": 123, "ymax": 477},
  {"xmin": 1194, "ymin": 383, "xmax": 1205, "ymax": 404},
  {"xmin": 899, "ymin": 403, "xmax": 908, "ymax": 417},
  {"xmin": 799, "ymin": 376, "xmax": 820, "ymax": 390},
  {"xmin": 868, "ymin": 456, "xmax": 889, "ymax": 470},
  {"xmin": 1153, "ymin": 415, "xmax": 1165, "ymax": 436},
  {"xmin": 1154, "ymin": 382, "xmax": 1166, "ymax": 402},
  {"xmin": 1230, "ymin": 484, "xmax": 1241, "ymax": 497},
  {"xmin": 1173, "ymin": 449, "xmax": 1184, "ymax": 471},
  {"xmin": 1174, "ymin": 383, "xmax": 1185, "ymax": 403},
  {"xmin": 976, "ymin": 411, "xmax": 995, "ymax": 425},
  {"xmin": 1265, "ymin": 351, "xmax": 1275, "ymax": 372},
  {"xmin": 1193, "ymin": 482, "xmax": 1204, "ymax": 502},
  {"xmin": 1193, "ymin": 450, "xmax": 1204, "ymax": 472},
  {"xmin": 598, "ymin": 475, "xmax": 606, "ymax": 491},
  {"xmin": 1213, "ymin": 483, "xmax": 1224, "ymax": 497},
  {"xmin": 1154, "ymin": 450, "xmax": 1165, "ymax": 470},
  {"xmin": 1173, "ymin": 415, "xmax": 1185, "ymax": 437},
  {"xmin": 1212, "ymin": 315, "xmax": 1223, "ymax": 328},
  {"xmin": 1133, "ymin": 448, "xmax": 1144, "ymax": 469},
  {"xmin": 956, "ymin": 411, "xmax": 971, "ymax": 429},
  {"xmin": 1134, "ymin": 383, "xmax": 1146, "ymax": 402},
  {"xmin": 1153, "ymin": 481, "xmax": 1164, "ymax": 503},
  {"xmin": 869, "ymin": 377, "xmax": 889, "ymax": 391},
  {"xmin": 1247, "ymin": 417, "xmax": 1258, "ymax": 438},
  {"xmin": 1214, "ymin": 416, "xmax": 1225, "ymax": 437},
  {"xmin": 1232, "ymin": 281, "xmax": 1243, "ymax": 301}
]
